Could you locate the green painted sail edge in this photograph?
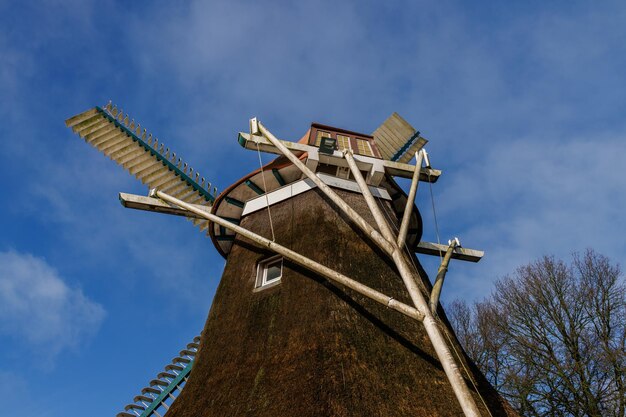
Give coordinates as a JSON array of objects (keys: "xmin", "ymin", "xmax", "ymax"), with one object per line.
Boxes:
[
  {"xmin": 95, "ymin": 106, "xmax": 215, "ymax": 204},
  {"xmin": 138, "ymin": 360, "xmax": 194, "ymax": 417},
  {"xmin": 391, "ymin": 130, "xmax": 421, "ymax": 162}
]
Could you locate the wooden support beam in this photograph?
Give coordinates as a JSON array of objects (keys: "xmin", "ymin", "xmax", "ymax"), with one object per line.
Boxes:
[
  {"xmin": 238, "ymin": 132, "xmax": 441, "ymax": 183},
  {"xmin": 397, "ymin": 150, "xmax": 425, "ymax": 247},
  {"xmin": 340, "ymin": 149, "xmax": 482, "ymax": 417},
  {"xmin": 429, "ymin": 239, "xmax": 459, "ymax": 314},
  {"xmin": 415, "ymin": 241, "xmax": 484, "ymax": 263},
  {"xmin": 119, "ymin": 192, "xmax": 212, "ymax": 219}
]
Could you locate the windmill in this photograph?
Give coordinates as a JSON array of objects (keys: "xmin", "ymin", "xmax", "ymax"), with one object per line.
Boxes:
[{"xmin": 66, "ymin": 103, "xmax": 517, "ymax": 417}]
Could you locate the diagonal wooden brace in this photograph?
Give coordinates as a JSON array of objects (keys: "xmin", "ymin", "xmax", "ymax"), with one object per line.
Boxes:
[{"xmin": 429, "ymin": 238, "xmax": 460, "ymax": 314}]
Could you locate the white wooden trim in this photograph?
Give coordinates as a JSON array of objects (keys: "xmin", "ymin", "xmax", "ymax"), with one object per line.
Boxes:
[{"xmin": 241, "ymin": 175, "xmax": 391, "ymax": 216}]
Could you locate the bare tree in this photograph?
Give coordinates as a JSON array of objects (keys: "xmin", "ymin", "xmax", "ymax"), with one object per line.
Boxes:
[{"xmin": 449, "ymin": 250, "xmax": 625, "ymax": 417}]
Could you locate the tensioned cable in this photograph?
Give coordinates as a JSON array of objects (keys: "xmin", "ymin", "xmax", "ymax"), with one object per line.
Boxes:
[
  {"xmin": 256, "ymin": 143, "xmax": 276, "ymax": 241},
  {"xmin": 427, "ymin": 172, "xmax": 443, "ymax": 263}
]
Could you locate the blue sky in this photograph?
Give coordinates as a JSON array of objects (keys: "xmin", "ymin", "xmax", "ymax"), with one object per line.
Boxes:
[{"xmin": 1, "ymin": 1, "xmax": 626, "ymax": 416}]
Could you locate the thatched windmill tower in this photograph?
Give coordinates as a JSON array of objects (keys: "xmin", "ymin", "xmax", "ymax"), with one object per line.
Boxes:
[{"xmin": 66, "ymin": 104, "xmax": 517, "ymax": 417}]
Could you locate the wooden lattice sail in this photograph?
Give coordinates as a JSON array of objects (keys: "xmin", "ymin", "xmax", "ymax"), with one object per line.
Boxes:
[
  {"xmin": 117, "ymin": 336, "xmax": 200, "ymax": 417},
  {"xmin": 65, "ymin": 103, "xmax": 216, "ymax": 234},
  {"xmin": 373, "ymin": 112, "xmax": 426, "ymax": 163}
]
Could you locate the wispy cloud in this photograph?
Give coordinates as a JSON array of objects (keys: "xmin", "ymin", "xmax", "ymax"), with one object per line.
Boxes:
[
  {"xmin": 430, "ymin": 132, "xmax": 626, "ymax": 301},
  {"xmin": 0, "ymin": 250, "xmax": 106, "ymax": 365}
]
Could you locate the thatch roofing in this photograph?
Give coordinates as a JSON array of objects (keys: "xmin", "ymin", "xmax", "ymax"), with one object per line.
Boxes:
[{"xmin": 167, "ymin": 189, "xmax": 518, "ymax": 417}]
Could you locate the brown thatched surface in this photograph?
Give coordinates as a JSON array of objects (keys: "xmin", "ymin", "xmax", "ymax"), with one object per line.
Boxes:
[{"xmin": 167, "ymin": 188, "xmax": 518, "ymax": 416}]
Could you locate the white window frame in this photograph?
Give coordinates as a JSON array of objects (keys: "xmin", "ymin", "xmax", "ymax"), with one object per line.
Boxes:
[
  {"xmin": 315, "ymin": 130, "xmax": 332, "ymax": 147},
  {"xmin": 336, "ymin": 134, "xmax": 351, "ymax": 151},
  {"xmin": 255, "ymin": 255, "xmax": 283, "ymax": 289},
  {"xmin": 354, "ymin": 138, "xmax": 374, "ymax": 157}
]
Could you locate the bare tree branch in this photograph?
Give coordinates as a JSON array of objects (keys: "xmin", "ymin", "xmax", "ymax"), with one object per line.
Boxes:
[{"xmin": 449, "ymin": 250, "xmax": 626, "ymax": 417}]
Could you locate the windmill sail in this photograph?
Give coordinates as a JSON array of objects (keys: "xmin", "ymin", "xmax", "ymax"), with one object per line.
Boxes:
[
  {"xmin": 116, "ymin": 336, "xmax": 200, "ymax": 417},
  {"xmin": 65, "ymin": 103, "xmax": 216, "ymax": 234},
  {"xmin": 372, "ymin": 112, "xmax": 426, "ymax": 163}
]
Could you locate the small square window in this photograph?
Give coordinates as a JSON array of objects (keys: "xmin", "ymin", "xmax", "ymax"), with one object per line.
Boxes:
[
  {"xmin": 256, "ymin": 256, "xmax": 283, "ymax": 289},
  {"xmin": 355, "ymin": 138, "xmax": 374, "ymax": 157},
  {"xmin": 336, "ymin": 134, "xmax": 351, "ymax": 151},
  {"xmin": 315, "ymin": 130, "xmax": 332, "ymax": 147}
]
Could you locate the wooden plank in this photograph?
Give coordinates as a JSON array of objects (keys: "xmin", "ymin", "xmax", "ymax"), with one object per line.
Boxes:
[
  {"xmin": 75, "ymin": 117, "xmax": 110, "ymax": 137},
  {"xmin": 119, "ymin": 192, "xmax": 211, "ymax": 219},
  {"xmin": 142, "ymin": 166, "xmax": 170, "ymax": 184},
  {"xmin": 123, "ymin": 152, "xmax": 153, "ymax": 170},
  {"xmin": 415, "ymin": 241, "xmax": 484, "ymax": 262},
  {"xmin": 87, "ymin": 126, "xmax": 121, "ymax": 145},
  {"xmin": 117, "ymin": 147, "xmax": 148, "ymax": 166},
  {"xmin": 387, "ymin": 113, "xmax": 415, "ymax": 137},
  {"xmin": 135, "ymin": 163, "xmax": 166, "ymax": 182},
  {"xmin": 384, "ymin": 121, "xmax": 413, "ymax": 144},
  {"xmin": 164, "ymin": 181, "xmax": 192, "ymax": 196},
  {"xmin": 129, "ymin": 157, "xmax": 159, "ymax": 175},
  {"xmin": 382, "ymin": 160, "xmax": 441, "ymax": 182},
  {"xmin": 152, "ymin": 175, "xmax": 183, "ymax": 191},
  {"xmin": 99, "ymin": 136, "xmax": 133, "ymax": 155},
  {"xmin": 378, "ymin": 123, "xmax": 408, "ymax": 149},
  {"xmin": 184, "ymin": 193, "xmax": 207, "ymax": 205},
  {"xmin": 98, "ymin": 137, "xmax": 133, "ymax": 157},
  {"xmin": 371, "ymin": 130, "xmax": 396, "ymax": 159},
  {"xmin": 373, "ymin": 125, "xmax": 402, "ymax": 151},
  {"xmin": 239, "ymin": 132, "xmax": 311, "ymax": 154},
  {"xmin": 107, "ymin": 141, "xmax": 141, "ymax": 161},
  {"xmin": 65, "ymin": 108, "xmax": 98, "ymax": 127},
  {"xmin": 391, "ymin": 112, "xmax": 415, "ymax": 129},
  {"xmin": 174, "ymin": 187, "xmax": 201, "ymax": 202},
  {"xmin": 375, "ymin": 127, "xmax": 406, "ymax": 160},
  {"xmin": 65, "ymin": 107, "xmax": 98, "ymax": 130}
]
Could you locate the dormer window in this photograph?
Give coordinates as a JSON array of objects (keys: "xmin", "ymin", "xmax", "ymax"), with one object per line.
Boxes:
[
  {"xmin": 310, "ymin": 124, "xmax": 380, "ymax": 159},
  {"xmin": 336, "ymin": 134, "xmax": 351, "ymax": 151},
  {"xmin": 355, "ymin": 138, "xmax": 374, "ymax": 157}
]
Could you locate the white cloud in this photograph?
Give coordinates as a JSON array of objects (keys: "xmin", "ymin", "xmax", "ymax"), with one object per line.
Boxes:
[
  {"xmin": 433, "ymin": 132, "xmax": 626, "ymax": 302},
  {"xmin": 0, "ymin": 250, "xmax": 106, "ymax": 362}
]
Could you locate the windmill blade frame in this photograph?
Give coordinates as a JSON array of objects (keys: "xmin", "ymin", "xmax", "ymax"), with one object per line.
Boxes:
[{"xmin": 66, "ymin": 102, "xmax": 217, "ymax": 234}]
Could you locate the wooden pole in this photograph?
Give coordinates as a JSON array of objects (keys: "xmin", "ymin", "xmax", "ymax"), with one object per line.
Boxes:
[
  {"xmin": 397, "ymin": 150, "xmax": 425, "ymax": 247},
  {"xmin": 429, "ymin": 239, "xmax": 458, "ymax": 314},
  {"xmin": 339, "ymin": 150, "xmax": 483, "ymax": 417}
]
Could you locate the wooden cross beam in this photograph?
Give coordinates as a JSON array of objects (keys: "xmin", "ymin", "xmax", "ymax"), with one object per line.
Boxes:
[
  {"xmin": 237, "ymin": 132, "xmax": 442, "ymax": 183},
  {"xmin": 415, "ymin": 241, "xmax": 484, "ymax": 262},
  {"xmin": 119, "ymin": 192, "xmax": 212, "ymax": 219}
]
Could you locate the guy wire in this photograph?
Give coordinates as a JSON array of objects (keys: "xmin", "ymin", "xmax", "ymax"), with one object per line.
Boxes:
[{"xmin": 256, "ymin": 143, "xmax": 276, "ymax": 241}]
